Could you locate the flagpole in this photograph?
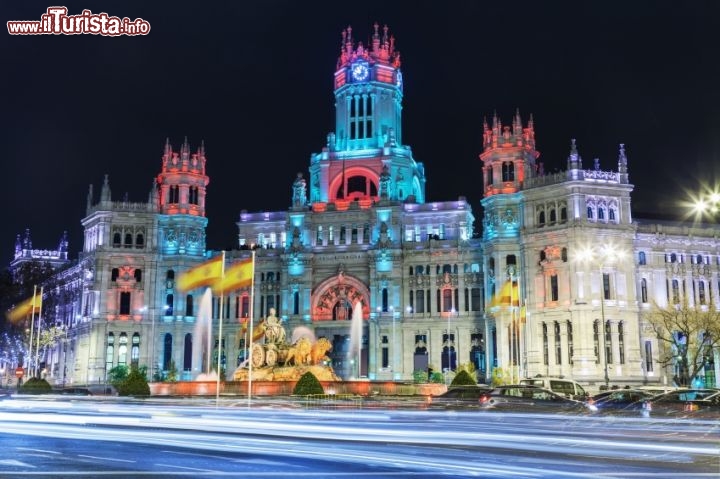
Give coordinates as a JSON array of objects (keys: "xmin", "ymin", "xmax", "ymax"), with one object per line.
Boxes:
[
  {"xmin": 216, "ymin": 251, "xmax": 226, "ymax": 406},
  {"xmin": 35, "ymin": 286, "xmax": 44, "ymax": 378},
  {"xmin": 248, "ymin": 250, "xmax": 256, "ymax": 406},
  {"xmin": 28, "ymin": 286, "xmax": 37, "ymax": 376}
]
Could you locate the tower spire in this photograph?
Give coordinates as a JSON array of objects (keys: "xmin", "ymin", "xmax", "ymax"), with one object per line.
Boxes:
[{"xmin": 100, "ymin": 174, "xmax": 111, "ymax": 203}]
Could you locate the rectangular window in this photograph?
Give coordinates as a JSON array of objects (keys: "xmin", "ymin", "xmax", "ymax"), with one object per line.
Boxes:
[
  {"xmin": 550, "ymin": 275, "xmax": 559, "ymax": 302},
  {"xmin": 554, "ymin": 322, "xmax": 562, "ymax": 365},
  {"xmin": 645, "ymin": 341, "xmax": 653, "ymax": 372},
  {"xmin": 542, "ymin": 323, "xmax": 549, "ymax": 366},
  {"xmin": 603, "ymin": 273, "xmax": 611, "ymax": 300},
  {"xmin": 471, "ymin": 288, "xmax": 482, "ymax": 311},
  {"xmin": 605, "ymin": 320, "xmax": 613, "ymax": 364},
  {"xmin": 416, "ymin": 290, "xmax": 425, "ymax": 314},
  {"xmin": 443, "ymin": 289, "xmax": 453, "ymax": 312},
  {"xmin": 119, "ymin": 292, "xmax": 131, "ymax": 315}
]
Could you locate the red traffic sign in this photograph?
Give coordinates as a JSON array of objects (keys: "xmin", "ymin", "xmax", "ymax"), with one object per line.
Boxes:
[{"xmin": 15, "ymin": 367, "xmax": 24, "ymax": 378}]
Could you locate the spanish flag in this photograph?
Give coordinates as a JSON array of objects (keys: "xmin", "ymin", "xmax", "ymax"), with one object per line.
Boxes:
[
  {"xmin": 214, "ymin": 258, "xmax": 253, "ymax": 293},
  {"xmin": 177, "ymin": 255, "xmax": 223, "ymax": 292},
  {"xmin": 490, "ymin": 281, "xmax": 520, "ymax": 308},
  {"xmin": 6, "ymin": 294, "xmax": 42, "ymax": 324}
]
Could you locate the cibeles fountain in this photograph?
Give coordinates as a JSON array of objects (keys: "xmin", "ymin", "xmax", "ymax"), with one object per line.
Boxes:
[{"xmin": 233, "ymin": 307, "xmax": 342, "ymax": 382}]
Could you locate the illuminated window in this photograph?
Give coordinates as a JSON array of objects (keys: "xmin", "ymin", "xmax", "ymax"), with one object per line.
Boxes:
[
  {"xmin": 118, "ymin": 333, "xmax": 128, "ymax": 365},
  {"xmin": 106, "ymin": 333, "xmax": 115, "ymax": 372},
  {"xmin": 502, "ymin": 161, "xmax": 515, "ymax": 181},
  {"xmin": 166, "ymin": 294, "xmax": 174, "ymax": 316},
  {"xmin": 131, "ymin": 333, "xmax": 140, "ymax": 368}
]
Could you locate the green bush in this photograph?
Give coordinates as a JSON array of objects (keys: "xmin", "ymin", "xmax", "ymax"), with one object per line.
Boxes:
[
  {"xmin": 116, "ymin": 367, "xmax": 151, "ymax": 397},
  {"xmin": 412, "ymin": 370, "xmax": 429, "ymax": 383},
  {"xmin": 107, "ymin": 365, "xmax": 129, "ymax": 387},
  {"xmin": 292, "ymin": 372, "xmax": 324, "ymax": 395},
  {"xmin": 450, "ymin": 369, "xmax": 476, "ymax": 387},
  {"xmin": 19, "ymin": 377, "xmax": 52, "ymax": 394},
  {"xmin": 429, "ymin": 372, "xmax": 444, "ymax": 383}
]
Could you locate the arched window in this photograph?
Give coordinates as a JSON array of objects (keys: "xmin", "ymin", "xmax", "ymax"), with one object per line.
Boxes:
[
  {"xmin": 542, "ymin": 323, "xmax": 549, "ymax": 365},
  {"xmin": 567, "ymin": 321, "xmax": 574, "ymax": 365},
  {"xmin": 549, "ymin": 209, "xmax": 557, "ymax": 224},
  {"xmin": 119, "ymin": 292, "xmax": 131, "ymax": 315},
  {"xmin": 560, "ymin": 207, "xmax": 567, "ymax": 222},
  {"xmin": 293, "ymin": 291, "xmax": 300, "ymax": 315},
  {"xmin": 113, "ymin": 233, "xmax": 122, "ymax": 247},
  {"xmin": 561, "ymin": 248, "xmax": 568, "ymax": 262},
  {"xmin": 598, "ymin": 207, "xmax": 605, "ymax": 221},
  {"xmin": 124, "ymin": 233, "xmax": 133, "ymax": 248},
  {"xmin": 443, "ymin": 289, "xmax": 453, "ymax": 312},
  {"xmin": 641, "ymin": 278, "xmax": 648, "ymax": 303},
  {"xmin": 106, "ymin": 333, "xmax": 115, "ymax": 372},
  {"xmin": 593, "ymin": 320, "xmax": 600, "ymax": 364},
  {"xmin": 605, "ymin": 320, "xmax": 613, "ymax": 364},
  {"xmin": 699, "ymin": 281, "xmax": 706, "ymax": 305},
  {"xmin": 166, "ymin": 294, "xmax": 174, "ymax": 316},
  {"xmin": 163, "ymin": 333, "xmax": 173, "ymax": 370},
  {"xmin": 609, "ymin": 208, "xmax": 616, "ymax": 222},
  {"xmin": 486, "ymin": 165, "xmax": 493, "ymax": 187},
  {"xmin": 134, "ymin": 269, "xmax": 142, "ymax": 282},
  {"xmin": 618, "ymin": 322, "xmax": 625, "ymax": 364},
  {"xmin": 670, "ymin": 253, "xmax": 677, "ymax": 263},
  {"xmin": 184, "ymin": 334, "xmax": 192, "ymax": 371},
  {"xmin": 538, "ymin": 211, "xmax": 546, "ymax": 226},
  {"xmin": 587, "ymin": 207, "xmax": 593, "ymax": 220},
  {"xmin": 671, "ymin": 279, "xmax": 680, "ymax": 303},
  {"xmin": 118, "ymin": 333, "xmax": 128, "ymax": 365},
  {"xmin": 554, "ymin": 322, "xmax": 562, "ymax": 364},
  {"xmin": 185, "ymin": 295, "xmax": 194, "ymax": 316},
  {"xmin": 416, "ymin": 290, "xmax": 425, "ymax": 313},
  {"xmin": 131, "ymin": 333, "xmax": 140, "ymax": 368},
  {"xmin": 443, "ymin": 264, "xmax": 452, "ymax": 274},
  {"xmin": 416, "ymin": 265, "xmax": 424, "ymax": 275},
  {"xmin": 167, "ymin": 270, "xmax": 175, "ymax": 280},
  {"xmin": 638, "ymin": 251, "xmax": 646, "ymax": 265},
  {"xmin": 539, "ymin": 250, "xmax": 547, "ymax": 262},
  {"xmin": 381, "ymin": 288, "xmax": 388, "ymax": 312},
  {"xmin": 135, "ymin": 234, "xmax": 144, "ymax": 249},
  {"xmin": 502, "ymin": 161, "xmax": 515, "ymax": 181}
]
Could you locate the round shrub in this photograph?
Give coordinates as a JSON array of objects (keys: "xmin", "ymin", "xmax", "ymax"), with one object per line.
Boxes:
[
  {"xmin": 292, "ymin": 372, "xmax": 324, "ymax": 396},
  {"xmin": 450, "ymin": 369, "xmax": 477, "ymax": 387},
  {"xmin": 117, "ymin": 367, "xmax": 150, "ymax": 397},
  {"xmin": 19, "ymin": 377, "xmax": 52, "ymax": 395}
]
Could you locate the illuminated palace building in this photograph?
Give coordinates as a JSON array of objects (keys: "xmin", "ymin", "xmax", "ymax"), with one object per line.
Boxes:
[{"xmin": 13, "ymin": 25, "xmax": 720, "ymax": 387}]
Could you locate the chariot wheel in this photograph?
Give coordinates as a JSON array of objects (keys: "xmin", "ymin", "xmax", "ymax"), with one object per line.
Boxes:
[
  {"xmin": 265, "ymin": 348, "xmax": 278, "ymax": 367},
  {"xmin": 251, "ymin": 343, "xmax": 265, "ymax": 368}
]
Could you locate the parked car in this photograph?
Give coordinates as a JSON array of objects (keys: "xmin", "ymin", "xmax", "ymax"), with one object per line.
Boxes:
[
  {"xmin": 642, "ymin": 389, "xmax": 720, "ymax": 417},
  {"xmin": 519, "ymin": 377, "xmax": 589, "ymax": 400},
  {"xmin": 58, "ymin": 387, "xmax": 93, "ymax": 396},
  {"xmin": 588, "ymin": 389, "xmax": 655, "ymax": 413},
  {"xmin": 479, "ymin": 385, "xmax": 593, "ymax": 413},
  {"xmin": 427, "ymin": 386, "xmax": 491, "ymax": 409}
]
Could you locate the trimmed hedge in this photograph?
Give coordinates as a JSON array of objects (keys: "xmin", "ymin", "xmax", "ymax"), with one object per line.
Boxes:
[
  {"xmin": 19, "ymin": 377, "xmax": 52, "ymax": 395},
  {"xmin": 292, "ymin": 372, "xmax": 324, "ymax": 396},
  {"xmin": 450, "ymin": 369, "xmax": 477, "ymax": 387},
  {"xmin": 116, "ymin": 367, "xmax": 151, "ymax": 397}
]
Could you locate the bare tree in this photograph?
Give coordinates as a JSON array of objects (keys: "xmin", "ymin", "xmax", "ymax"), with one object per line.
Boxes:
[{"xmin": 643, "ymin": 300, "xmax": 720, "ymax": 387}]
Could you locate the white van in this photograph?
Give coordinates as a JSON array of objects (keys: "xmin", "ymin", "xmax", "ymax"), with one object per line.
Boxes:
[{"xmin": 519, "ymin": 377, "xmax": 588, "ymax": 400}]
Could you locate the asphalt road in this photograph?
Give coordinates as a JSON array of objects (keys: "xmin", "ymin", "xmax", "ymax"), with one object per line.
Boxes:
[{"xmin": 0, "ymin": 396, "xmax": 718, "ymax": 478}]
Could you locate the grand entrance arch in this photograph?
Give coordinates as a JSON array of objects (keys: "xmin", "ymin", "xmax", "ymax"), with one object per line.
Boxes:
[{"xmin": 312, "ymin": 270, "xmax": 370, "ymax": 378}]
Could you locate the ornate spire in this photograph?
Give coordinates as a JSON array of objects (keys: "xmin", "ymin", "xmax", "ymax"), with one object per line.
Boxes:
[
  {"xmin": 567, "ymin": 138, "xmax": 582, "ymax": 170},
  {"xmin": 100, "ymin": 174, "xmax": 111, "ymax": 203},
  {"xmin": 14, "ymin": 234, "xmax": 22, "ymax": 255},
  {"xmin": 336, "ymin": 24, "xmax": 400, "ymax": 69},
  {"xmin": 618, "ymin": 143, "xmax": 629, "ymax": 182},
  {"xmin": 23, "ymin": 228, "xmax": 32, "ymax": 250},
  {"xmin": 86, "ymin": 183, "xmax": 94, "ymax": 213},
  {"xmin": 58, "ymin": 231, "xmax": 68, "ymax": 253}
]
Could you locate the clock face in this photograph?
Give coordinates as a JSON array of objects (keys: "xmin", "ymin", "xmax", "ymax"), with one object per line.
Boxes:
[{"xmin": 351, "ymin": 63, "xmax": 369, "ymax": 82}]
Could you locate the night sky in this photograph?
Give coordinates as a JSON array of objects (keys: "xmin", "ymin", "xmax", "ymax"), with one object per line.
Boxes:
[{"xmin": 3, "ymin": 1, "xmax": 719, "ymax": 264}]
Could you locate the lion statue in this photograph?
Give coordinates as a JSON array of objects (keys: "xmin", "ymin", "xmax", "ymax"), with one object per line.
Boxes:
[
  {"xmin": 310, "ymin": 337, "xmax": 333, "ymax": 365},
  {"xmin": 284, "ymin": 337, "xmax": 312, "ymax": 366}
]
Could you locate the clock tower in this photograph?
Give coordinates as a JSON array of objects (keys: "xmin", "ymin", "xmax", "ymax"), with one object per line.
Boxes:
[{"xmin": 309, "ymin": 24, "xmax": 424, "ymax": 205}]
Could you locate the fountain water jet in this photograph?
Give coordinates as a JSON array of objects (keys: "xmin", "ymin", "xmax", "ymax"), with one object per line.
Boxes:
[
  {"xmin": 193, "ymin": 289, "xmax": 217, "ymax": 381},
  {"xmin": 348, "ymin": 302, "xmax": 363, "ymax": 379}
]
